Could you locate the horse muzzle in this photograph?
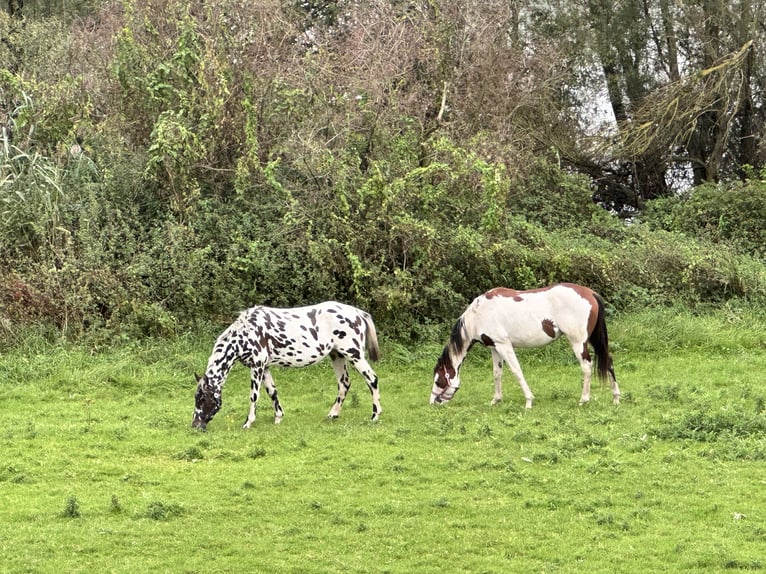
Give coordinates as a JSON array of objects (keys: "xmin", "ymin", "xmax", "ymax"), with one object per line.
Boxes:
[
  {"xmin": 191, "ymin": 414, "xmax": 207, "ymax": 430},
  {"xmin": 430, "ymin": 385, "xmax": 459, "ymax": 404}
]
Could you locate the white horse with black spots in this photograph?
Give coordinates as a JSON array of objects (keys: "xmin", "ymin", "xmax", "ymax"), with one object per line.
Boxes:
[
  {"xmin": 193, "ymin": 302, "xmax": 381, "ymax": 430},
  {"xmin": 431, "ymin": 283, "xmax": 620, "ymax": 408}
]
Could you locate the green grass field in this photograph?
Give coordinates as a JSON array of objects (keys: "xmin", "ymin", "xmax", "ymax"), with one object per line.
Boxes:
[{"xmin": 2, "ymin": 307, "xmax": 766, "ymax": 573}]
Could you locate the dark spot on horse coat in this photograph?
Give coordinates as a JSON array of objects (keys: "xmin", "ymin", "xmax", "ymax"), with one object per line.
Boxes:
[
  {"xmin": 333, "ymin": 329, "xmax": 347, "ymax": 339},
  {"xmin": 346, "ymin": 315, "xmax": 363, "ymax": 334},
  {"xmin": 480, "ymin": 334, "xmax": 495, "ymax": 347},
  {"xmin": 542, "ymin": 318, "xmax": 557, "ymax": 338}
]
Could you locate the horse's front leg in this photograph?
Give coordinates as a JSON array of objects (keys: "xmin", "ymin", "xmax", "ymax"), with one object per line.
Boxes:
[
  {"xmin": 495, "ymin": 343, "xmax": 534, "ymax": 409},
  {"xmin": 490, "ymin": 348, "xmax": 504, "ymax": 406},
  {"xmin": 328, "ymin": 353, "xmax": 350, "ymax": 419},
  {"xmin": 243, "ymin": 365, "xmax": 264, "ymax": 429},
  {"xmin": 262, "ymin": 368, "xmax": 284, "ymax": 424}
]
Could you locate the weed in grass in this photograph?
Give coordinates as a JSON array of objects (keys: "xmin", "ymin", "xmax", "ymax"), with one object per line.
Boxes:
[
  {"xmin": 476, "ymin": 422, "xmax": 492, "ymax": 438},
  {"xmin": 176, "ymin": 445, "xmax": 204, "ymax": 461},
  {"xmin": 247, "ymin": 447, "xmax": 267, "ymax": 459},
  {"xmin": 655, "ymin": 407, "xmax": 766, "ymax": 441},
  {"xmin": 1, "ymin": 466, "xmax": 25, "ymax": 483},
  {"xmin": 109, "ymin": 495, "xmax": 122, "ymax": 514},
  {"xmin": 62, "ymin": 496, "xmax": 81, "ymax": 519},
  {"xmin": 10, "ymin": 472, "xmax": 28, "ymax": 484},
  {"xmin": 145, "ymin": 501, "xmax": 184, "ymax": 521}
]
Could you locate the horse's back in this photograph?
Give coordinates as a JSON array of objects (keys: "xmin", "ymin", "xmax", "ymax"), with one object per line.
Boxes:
[
  {"xmin": 241, "ymin": 301, "xmax": 372, "ymax": 365},
  {"xmin": 469, "ymin": 284, "xmax": 595, "ymax": 346}
]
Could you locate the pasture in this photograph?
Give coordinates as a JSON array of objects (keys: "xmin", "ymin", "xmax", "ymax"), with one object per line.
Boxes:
[{"xmin": 2, "ymin": 307, "xmax": 766, "ymax": 573}]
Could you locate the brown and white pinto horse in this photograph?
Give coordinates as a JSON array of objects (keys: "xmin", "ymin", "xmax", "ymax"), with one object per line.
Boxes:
[{"xmin": 431, "ymin": 283, "xmax": 620, "ymax": 408}]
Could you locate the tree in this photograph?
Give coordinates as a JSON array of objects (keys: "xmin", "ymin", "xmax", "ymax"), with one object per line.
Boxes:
[{"xmin": 526, "ymin": 0, "xmax": 766, "ymax": 209}]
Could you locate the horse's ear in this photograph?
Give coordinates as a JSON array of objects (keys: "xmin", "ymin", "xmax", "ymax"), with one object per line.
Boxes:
[{"xmin": 194, "ymin": 373, "xmax": 203, "ymax": 383}]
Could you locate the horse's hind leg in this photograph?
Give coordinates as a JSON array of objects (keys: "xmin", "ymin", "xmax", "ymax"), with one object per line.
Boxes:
[
  {"xmin": 570, "ymin": 340, "xmax": 593, "ymax": 405},
  {"xmin": 262, "ymin": 368, "xmax": 285, "ymax": 424},
  {"xmin": 608, "ymin": 360, "xmax": 621, "ymax": 405},
  {"xmin": 490, "ymin": 348, "xmax": 504, "ymax": 406},
  {"xmin": 328, "ymin": 352, "xmax": 350, "ymax": 419},
  {"xmin": 350, "ymin": 357, "xmax": 382, "ymax": 421},
  {"xmin": 494, "ymin": 343, "xmax": 534, "ymax": 409}
]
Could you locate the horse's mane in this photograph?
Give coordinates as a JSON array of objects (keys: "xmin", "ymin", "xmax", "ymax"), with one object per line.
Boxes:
[
  {"xmin": 444, "ymin": 317, "xmax": 473, "ymax": 357},
  {"xmin": 434, "ymin": 316, "xmax": 472, "ymax": 376}
]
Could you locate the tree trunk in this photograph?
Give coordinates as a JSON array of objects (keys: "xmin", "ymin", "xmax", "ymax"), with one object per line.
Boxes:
[
  {"xmin": 9, "ymin": 0, "xmax": 23, "ymax": 18},
  {"xmin": 658, "ymin": 0, "xmax": 680, "ymax": 81}
]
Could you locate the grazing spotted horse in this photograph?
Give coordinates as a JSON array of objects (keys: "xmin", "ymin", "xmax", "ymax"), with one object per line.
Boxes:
[
  {"xmin": 431, "ymin": 283, "xmax": 620, "ymax": 408},
  {"xmin": 192, "ymin": 302, "xmax": 381, "ymax": 430}
]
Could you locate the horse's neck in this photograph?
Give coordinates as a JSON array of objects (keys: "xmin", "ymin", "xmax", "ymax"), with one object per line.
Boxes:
[
  {"xmin": 446, "ymin": 338, "xmax": 471, "ymax": 375},
  {"xmin": 205, "ymin": 333, "xmax": 241, "ymax": 387},
  {"xmin": 448, "ymin": 345, "xmax": 469, "ymax": 373}
]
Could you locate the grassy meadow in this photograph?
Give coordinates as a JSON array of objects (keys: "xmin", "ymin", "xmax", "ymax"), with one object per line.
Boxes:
[{"xmin": 2, "ymin": 306, "xmax": 766, "ymax": 573}]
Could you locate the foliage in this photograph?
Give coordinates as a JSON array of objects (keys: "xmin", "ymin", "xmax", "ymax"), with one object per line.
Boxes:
[
  {"xmin": 0, "ymin": 1, "xmax": 765, "ymax": 343},
  {"xmin": 643, "ymin": 177, "xmax": 766, "ymax": 258}
]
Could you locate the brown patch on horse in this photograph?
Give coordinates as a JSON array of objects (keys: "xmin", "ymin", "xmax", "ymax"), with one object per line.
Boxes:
[
  {"xmin": 434, "ymin": 352, "xmax": 456, "ymax": 389},
  {"xmin": 541, "ymin": 319, "xmax": 557, "ymax": 338},
  {"xmin": 581, "ymin": 343, "xmax": 591, "ymax": 362},
  {"xmin": 485, "ymin": 287, "xmax": 520, "ymax": 300},
  {"xmin": 480, "ymin": 334, "xmax": 495, "ymax": 347},
  {"xmin": 485, "ymin": 285, "xmax": 554, "ymax": 301}
]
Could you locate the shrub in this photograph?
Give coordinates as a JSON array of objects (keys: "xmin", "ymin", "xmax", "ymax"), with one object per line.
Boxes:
[
  {"xmin": 61, "ymin": 495, "xmax": 81, "ymax": 518},
  {"xmin": 643, "ymin": 179, "xmax": 766, "ymax": 258}
]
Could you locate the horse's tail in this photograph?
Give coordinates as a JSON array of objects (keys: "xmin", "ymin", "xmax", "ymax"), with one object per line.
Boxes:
[
  {"xmin": 363, "ymin": 312, "xmax": 381, "ymax": 362},
  {"xmin": 589, "ymin": 293, "xmax": 614, "ymax": 382}
]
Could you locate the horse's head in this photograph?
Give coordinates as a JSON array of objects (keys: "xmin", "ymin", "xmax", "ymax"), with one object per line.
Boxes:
[
  {"xmin": 192, "ymin": 373, "xmax": 222, "ymax": 430},
  {"xmin": 430, "ymin": 352, "xmax": 460, "ymax": 404}
]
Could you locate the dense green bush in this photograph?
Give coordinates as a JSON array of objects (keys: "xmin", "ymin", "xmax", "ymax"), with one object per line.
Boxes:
[
  {"xmin": 1, "ymin": 2, "xmax": 766, "ymax": 344},
  {"xmin": 643, "ymin": 178, "xmax": 766, "ymax": 258}
]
